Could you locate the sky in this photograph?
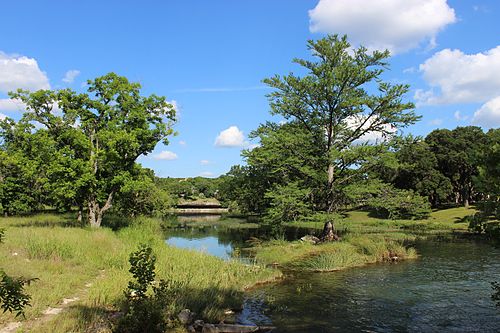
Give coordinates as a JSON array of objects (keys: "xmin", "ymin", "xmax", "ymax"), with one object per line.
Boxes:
[{"xmin": 1, "ymin": 0, "xmax": 499, "ymax": 178}]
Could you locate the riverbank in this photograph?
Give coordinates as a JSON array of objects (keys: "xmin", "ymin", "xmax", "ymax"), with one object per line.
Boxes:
[
  {"xmin": 250, "ymin": 207, "xmax": 475, "ymax": 271},
  {"xmin": 0, "ymin": 214, "xmax": 280, "ymax": 332}
]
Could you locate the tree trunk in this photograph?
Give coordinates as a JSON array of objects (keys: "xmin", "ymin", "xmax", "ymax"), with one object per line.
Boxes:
[
  {"xmin": 87, "ymin": 191, "xmax": 114, "ymax": 228},
  {"xmin": 327, "ymin": 163, "xmax": 335, "ymax": 212},
  {"xmin": 320, "ymin": 220, "xmax": 339, "ymax": 242},
  {"xmin": 88, "ymin": 200, "xmax": 99, "ymax": 228},
  {"xmin": 77, "ymin": 208, "xmax": 83, "ymax": 224}
]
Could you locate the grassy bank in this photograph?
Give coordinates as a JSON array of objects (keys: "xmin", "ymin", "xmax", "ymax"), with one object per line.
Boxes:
[
  {"xmin": 252, "ymin": 235, "xmax": 417, "ymax": 272},
  {"xmin": 0, "ymin": 214, "xmax": 280, "ymax": 332},
  {"xmin": 251, "ymin": 207, "xmax": 475, "ymax": 272}
]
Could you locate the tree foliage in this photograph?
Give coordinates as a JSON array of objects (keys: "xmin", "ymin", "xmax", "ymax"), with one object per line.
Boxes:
[
  {"xmin": 263, "ymin": 34, "xmax": 418, "ymax": 211},
  {"xmin": 1, "ymin": 73, "xmax": 176, "ymax": 226}
]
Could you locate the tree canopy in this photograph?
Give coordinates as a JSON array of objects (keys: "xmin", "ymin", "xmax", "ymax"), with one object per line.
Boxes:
[{"xmin": 0, "ymin": 73, "xmax": 176, "ymax": 226}]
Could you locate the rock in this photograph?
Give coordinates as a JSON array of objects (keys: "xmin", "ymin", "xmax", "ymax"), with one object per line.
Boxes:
[
  {"xmin": 390, "ymin": 256, "xmax": 398, "ymax": 262},
  {"xmin": 194, "ymin": 319, "xmax": 205, "ymax": 328},
  {"xmin": 178, "ymin": 309, "xmax": 195, "ymax": 325},
  {"xmin": 187, "ymin": 325, "xmax": 197, "ymax": 333},
  {"xmin": 202, "ymin": 323, "xmax": 219, "ymax": 333},
  {"xmin": 265, "ymin": 262, "xmax": 280, "ymax": 268},
  {"xmin": 300, "ymin": 235, "xmax": 320, "ymax": 244}
]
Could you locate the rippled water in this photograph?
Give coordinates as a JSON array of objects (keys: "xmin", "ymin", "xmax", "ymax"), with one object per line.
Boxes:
[
  {"xmin": 239, "ymin": 241, "xmax": 500, "ymax": 332},
  {"xmin": 165, "ymin": 215, "xmax": 500, "ymax": 332}
]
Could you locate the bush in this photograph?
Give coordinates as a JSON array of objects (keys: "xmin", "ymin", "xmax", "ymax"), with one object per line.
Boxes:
[
  {"xmin": 264, "ymin": 182, "xmax": 312, "ymax": 225},
  {"xmin": 0, "ymin": 230, "xmax": 36, "ymax": 318},
  {"xmin": 116, "ymin": 245, "xmax": 181, "ymax": 333},
  {"xmin": 366, "ymin": 185, "xmax": 431, "ymax": 220},
  {"xmin": 466, "ymin": 201, "xmax": 500, "ymax": 240},
  {"xmin": 0, "ymin": 271, "xmax": 36, "ymax": 317}
]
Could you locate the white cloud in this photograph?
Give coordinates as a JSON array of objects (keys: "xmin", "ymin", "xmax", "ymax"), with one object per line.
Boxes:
[
  {"xmin": 472, "ymin": 96, "xmax": 500, "ymax": 128},
  {"xmin": 200, "ymin": 160, "xmax": 210, "ymax": 165},
  {"xmin": 308, "ymin": 0, "xmax": 456, "ymax": 54},
  {"xmin": 179, "ymin": 140, "xmax": 187, "ymax": 146},
  {"xmin": 345, "ymin": 115, "xmax": 397, "ymax": 144},
  {"xmin": 416, "ymin": 46, "xmax": 500, "ymax": 105},
  {"xmin": 0, "ymin": 52, "xmax": 50, "ymax": 93},
  {"xmin": 454, "ymin": 110, "xmax": 468, "ymax": 121},
  {"xmin": 0, "ymin": 113, "xmax": 6, "ymax": 120},
  {"xmin": 403, "ymin": 67, "xmax": 416, "ymax": 74},
  {"xmin": 62, "ymin": 70, "xmax": 80, "ymax": 83},
  {"xmin": 429, "ymin": 118, "xmax": 443, "ymax": 126},
  {"xmin": 214, "ymin": 126, "xmax": 247, "ymax": 148},
  {"xmin": 0, "ymin": 98, "xmax": 25, "ymax": 112},
  {"xmin": 152, "ymin": 150, "xmax": 178, "ymax": 160}
]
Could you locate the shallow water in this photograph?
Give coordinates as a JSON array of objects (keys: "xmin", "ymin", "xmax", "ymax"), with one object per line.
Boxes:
[
  {"xmin": 239, "ymin": 241, "xmax": 500, "ymax": 332},
  {"xmin": 165, "ymin": 215, "xmax": 500, "ymax": 332}
]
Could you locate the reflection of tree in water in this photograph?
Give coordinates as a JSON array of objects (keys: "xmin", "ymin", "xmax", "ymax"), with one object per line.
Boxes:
[{"xmin": 166, "ymin": 215, "xmax": 322, "ymax": 249}]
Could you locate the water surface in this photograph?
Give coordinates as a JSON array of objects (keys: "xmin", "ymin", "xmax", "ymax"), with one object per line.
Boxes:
[
  {"xmin": 239, "ymin": 241, "xmax": 500, "ymax": 332},
  {"xmin": 164, "ymin": 215, "xmax": 500, "ymax": 332}
]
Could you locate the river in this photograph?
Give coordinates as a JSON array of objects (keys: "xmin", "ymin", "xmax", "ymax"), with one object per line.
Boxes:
[{"xmin": 165, "ymin": 215, "xmax": 500, "ymax": 332}]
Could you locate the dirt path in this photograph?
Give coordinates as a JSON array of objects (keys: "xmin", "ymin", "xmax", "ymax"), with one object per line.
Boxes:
[{"xmin": 0, "ymin": 270, "xmax": 106, "ymax": 333}]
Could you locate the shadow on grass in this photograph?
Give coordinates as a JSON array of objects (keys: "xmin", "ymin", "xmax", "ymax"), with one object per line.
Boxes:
[
  {"xmin": 37, "ymin": 285, "xmax": 247, "ymax": 332},
  {"xmin": 8, "ymin": 213, "xmax": 83, "ymax": 228}
]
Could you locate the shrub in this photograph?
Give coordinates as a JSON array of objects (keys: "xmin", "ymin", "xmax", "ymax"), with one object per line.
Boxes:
[
  {"xmin": 0, "ymin": 230, "xmax": 37, "ymax": 318},
  {"xmin": 116, "ymin": 245, "xmax": 181, "ymax": 333},
  {"xmin": 466, "ymin": 201, "xmax": 500, "ymax": 240},
  {"xmin": 366, "ymin": 185, "xmax": 431, "ymax": 220},
  {"xmin": 264, "ymin": 182, "xmax": 312, "ymax": 225},
  {"xmin": 0, "ymin": 271, "xmax": 36, "ymax": 317}
]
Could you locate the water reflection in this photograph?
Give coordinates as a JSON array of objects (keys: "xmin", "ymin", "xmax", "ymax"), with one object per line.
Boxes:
[
  {"xmin": 166, "ymin": 236, "xmax": 233, "ymax": 260},
  {"xmin": 164, "ymin": 214, "xmax": 500, "ymax": 332},
  {"xmin": 164, "ymin": 213, "xmax": 319, "ymax": 262},
  {"xmin": 239, "ymin": 241, "xmax": 500, "ymax": 332}
]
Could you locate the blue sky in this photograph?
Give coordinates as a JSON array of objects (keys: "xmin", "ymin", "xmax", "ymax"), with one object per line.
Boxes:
[{"xmin": 1, "ymin": 0, "xmax": 499, "ymax": 178}]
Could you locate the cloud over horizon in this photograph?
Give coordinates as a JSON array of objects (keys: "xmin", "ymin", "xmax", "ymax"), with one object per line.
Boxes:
[
  {"xmin": 416, "ymin": 46, "xmax": 500, "ymax": 105},
  {"xmin": 214, "ymin": 126, "xmax": 248, "ymax": 148},
  {"xmin": 0, "ymin": 51, "xmax": 50, "ymax": 93},
  {"xmin": 309, "ymin": 0, "xmax": 456, "ymax": 54},
  {"xmin": 152, "ymin": 150, "xmax": 178, "ymax": 160},
  {"xmin": 472, "ymin": 96, "xmax": 500, "ymax": 128},
  {"xmin": 62, "ymin": 70, "xmax": 80, "ymax": 83}
]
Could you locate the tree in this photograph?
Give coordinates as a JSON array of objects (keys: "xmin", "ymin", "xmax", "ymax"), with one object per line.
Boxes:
[
  {"xmin": 113, "ymin": 166, "xmax": 174, "ymax": 218},
  {"xmin": 371, "ymin": 136, "xmax": 453, "ymax": 207},
  {"xmin": 6, "ymin": 73, "xmax": 176, "ymax": 227},
  {"xmin": 425, "ymin": 127, "xmax": 487, "ymax": 207},
  {"xmin": 263, "ymin": 35, "xmax": 418, "ymax": 211}
]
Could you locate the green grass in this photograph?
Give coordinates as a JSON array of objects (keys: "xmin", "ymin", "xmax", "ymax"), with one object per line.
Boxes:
[
  {"xmin": 287, "ymin": 206, "xmax": 476, "ymax": 236},
  {"xmin": 253, "ymin": 206, "xmax": 473, "ymax": 272},
  {"xmin": 253, "ymin": 235, "xmax": 417, "ymax": 272},
  {"xmin": 0, "ymin": 206, "xmax": 476, "ymax": 331},
  {"xmin": 0, "ymin": 214, "xmax": 280, "ymax": 332}
]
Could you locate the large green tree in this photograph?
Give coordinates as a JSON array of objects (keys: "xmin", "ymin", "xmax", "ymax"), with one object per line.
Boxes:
[
  {"xmin": 262, "ymin": 35, "xmax": 419, "ymax": 211},
  {"xmin": 4, "ymin": 73, "xmax": 176, "ymax": 227},
  {"xmin": 425, "ymin": 126, "xmax": 487, "ymax": 207}
]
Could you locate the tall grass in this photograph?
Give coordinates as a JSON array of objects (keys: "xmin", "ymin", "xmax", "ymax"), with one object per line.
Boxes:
[
  {"xmin": 0, "ymin": 214, "xmax": 280, "ymax": 332},
  {"xmin": 253, "ymin": 234, "xmax": 418, "ymax": 272}
]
